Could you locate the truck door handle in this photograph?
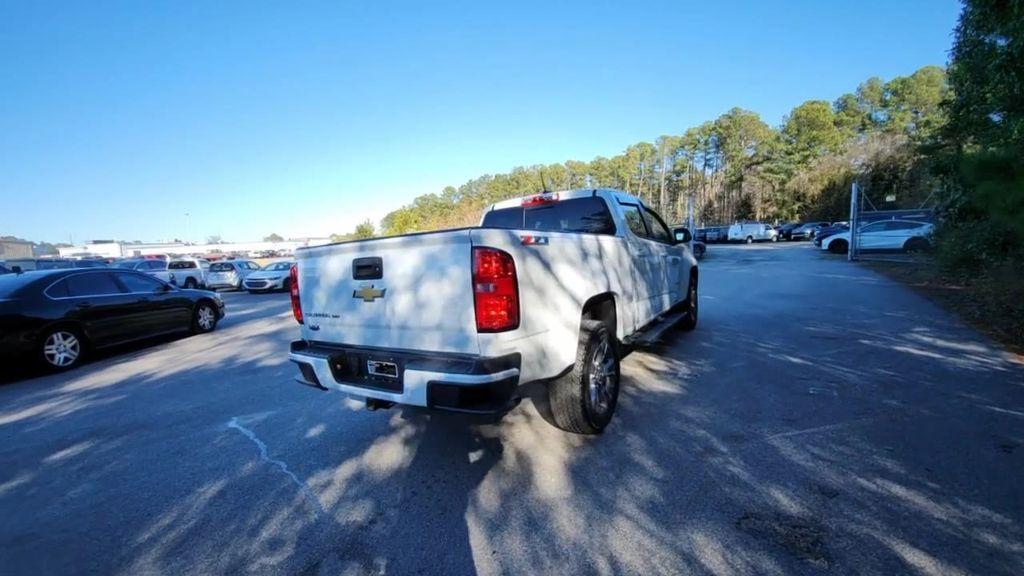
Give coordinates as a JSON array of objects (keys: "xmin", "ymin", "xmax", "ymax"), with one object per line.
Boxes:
[{"xmin": 75, "ymin": 302, "xmax": 92, "ymax": 309}]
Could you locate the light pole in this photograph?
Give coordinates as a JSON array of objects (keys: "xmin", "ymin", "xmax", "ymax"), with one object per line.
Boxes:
[{"xmin": 185, "ymin": 213, "xmax": 191, "ymax": 244}]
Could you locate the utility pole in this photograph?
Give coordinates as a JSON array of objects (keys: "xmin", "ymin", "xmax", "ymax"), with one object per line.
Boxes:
[
  {"xmin": 185, "ymin": 213, "xmax": 191, "ymax": 244},
  {"xmin": 848, "ymin": 182, "xmax": 859, "ymax": 261}
]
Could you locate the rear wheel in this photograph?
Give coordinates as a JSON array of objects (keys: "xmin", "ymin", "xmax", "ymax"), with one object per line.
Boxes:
[
  {"xmin": 183, "ymin": 277, "xmax": 197, "ymax": 289},
  {"xmin": 549, "ymin": 320, "xmax": 620, "ymax": 435},
  {"xmin": 745, "ymin": 236, "xmax": 753, "ymax": 244},
  {"xmin": 192, "ymin": 302, "xmax": 218, "ymax": 334},
  {"xmin": 39, "ymin": 327, "xmax": 85, "ymax": 371},
  {"xmin": 904, "ymin": 237, "xmax": 929, "ymax": 253},
  {"xmin": 828, "ymin": 239, "xmax": 848, "ymax": 254}
]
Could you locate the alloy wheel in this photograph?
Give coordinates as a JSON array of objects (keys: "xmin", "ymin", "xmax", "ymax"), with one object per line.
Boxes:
[
  {"xmin": 197, "ymin": 305, "xmax": 216, "ymax": 331},
  {"xmin": 43, "ymin": 331, "xmax": 81, "ymax": 368},
  {"xmin": 586, "ymin": 338, "xmax": 617, "ymax": 417}
]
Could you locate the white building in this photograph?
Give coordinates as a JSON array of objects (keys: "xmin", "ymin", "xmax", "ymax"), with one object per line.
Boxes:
[{"xmin": 58, "ymin": 238, "xmax": 333, "ymax": 259}]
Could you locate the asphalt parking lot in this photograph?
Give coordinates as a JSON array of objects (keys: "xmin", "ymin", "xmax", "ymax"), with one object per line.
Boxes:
[{"xmin": 2, "ymin": 243, "xmax": 1022, "ymax": 575}]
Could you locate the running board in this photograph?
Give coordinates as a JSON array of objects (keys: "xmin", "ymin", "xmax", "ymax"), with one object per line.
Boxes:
[{"xmin": 623, "ymin": 310, "xmax": 687, "ymax": 347}]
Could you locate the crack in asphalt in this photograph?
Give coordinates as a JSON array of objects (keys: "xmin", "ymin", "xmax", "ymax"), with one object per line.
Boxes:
[{"xmin": 227, "ymin": 416, "xmax": 325, "ymax": 519}]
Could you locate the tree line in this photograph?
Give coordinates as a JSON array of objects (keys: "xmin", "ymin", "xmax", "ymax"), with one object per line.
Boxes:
[{"xmin": 370, "ymin": 65, "xmax": 948, "ymax": 236}]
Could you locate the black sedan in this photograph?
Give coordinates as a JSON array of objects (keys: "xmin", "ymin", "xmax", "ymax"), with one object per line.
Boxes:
[
  {"xmin": 0, "ymin": 268, "xmax": 225, "ymax": 371},
  {"xmin": 813, "ymin": 223, "xmax": 850, "ymax": 246},
  {"xmin": 776, "ymin": 222, "xmax": 800, "ymax": 241}
]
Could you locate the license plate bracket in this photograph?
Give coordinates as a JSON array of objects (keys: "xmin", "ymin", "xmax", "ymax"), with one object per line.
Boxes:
[{"xmin": 328, "ymin": 353, "xmax": 404, "ymax": 393}]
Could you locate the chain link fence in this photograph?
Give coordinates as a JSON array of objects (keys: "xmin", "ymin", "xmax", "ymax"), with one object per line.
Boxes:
[{"xmin": 843, "ymin": 182, "xmax": 937, "ymax": 263}]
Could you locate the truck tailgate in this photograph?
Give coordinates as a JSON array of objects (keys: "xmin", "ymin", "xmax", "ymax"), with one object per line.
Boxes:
[{"xmin": 296, "ymin": 230, "xmax": 480, "ymax": 355}]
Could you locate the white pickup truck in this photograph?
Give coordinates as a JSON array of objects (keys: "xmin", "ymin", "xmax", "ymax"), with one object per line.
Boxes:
[{"xmin": 288, "ymin": 189, "xmax": 699, "ymax": 434}]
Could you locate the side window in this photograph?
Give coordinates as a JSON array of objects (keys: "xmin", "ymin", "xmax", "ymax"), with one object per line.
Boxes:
[
  {"xmin": 620, "ymin": 205, "xmax": 649, "ymax": 238},
  {"xmin": 65, "ymin": 273, "xmax": 124, "ymax": 297},
  {"xmin": 248, "ymin": 262, "xmax": 260, "ymax": 270},
  {"xmin": 116, "ymin": 272, "xmax": 164, "ymax": 293},
  {"xmin": 886, "ymin": 221, "xmax": 918, "ymax": 231},
  {"xmin": 860, "ymin": 222, "xmax": 885, "ymax": 233},
  {"xmin": 642, "ymin": 207, "xmax": 672, "ymax": 243},
  {"xmin": 46, "ymin": 279, "xmax": 70, "ymax": 298}
]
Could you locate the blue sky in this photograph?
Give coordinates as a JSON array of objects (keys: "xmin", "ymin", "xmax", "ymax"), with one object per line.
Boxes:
[{"xmin": 1, "ymin": 0, "xmax": 961, "ymax": 244}]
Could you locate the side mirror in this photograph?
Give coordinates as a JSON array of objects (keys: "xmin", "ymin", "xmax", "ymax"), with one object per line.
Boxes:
[{"xmin": 673, "ymin": 227, "xmax": 692, "ymax": 244}]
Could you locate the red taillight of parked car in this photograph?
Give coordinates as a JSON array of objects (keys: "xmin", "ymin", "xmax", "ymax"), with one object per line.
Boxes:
[
  {"xmin": 290, "ymin": 265, "xmax": 303, "ymax": 324},
  {"xmin": 472, "ymin": 247, "xmax": 519, "ymax": 332}
]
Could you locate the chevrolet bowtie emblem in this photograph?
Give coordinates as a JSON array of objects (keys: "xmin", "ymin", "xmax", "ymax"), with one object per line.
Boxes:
[{"xmin": 353, "ymin": 284, "xmax": 386, "ymax": 302}]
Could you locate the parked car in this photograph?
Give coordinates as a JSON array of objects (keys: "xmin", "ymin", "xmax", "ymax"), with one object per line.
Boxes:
[
  {"xmin": 289, "ymin": 189, "xmax": 699, "ymax": 434},
  {"xmin": 707, "ymin": 226, "xmax": 730, "ymax": 243},
  {"xmin": 820, "ymin": 220, "xmax": 935, "ymax": 254},
  {"xmin": 2, "ymin": 258, "xmax": 107, "ymax": 271},
  {"xmin": 243, "ymin": 261, "xmax": 296, "ymax": 292},
  {"xmin": 790, "ymin": 221, "xmax": 830, "ymax": 241},
  {"xmin": 692, "ymin": 240, "xmax": 706, "ymax": 260},
  {"xmin": 0, "ymin": 264, "xmax": 10, "ymax": 275},
  {"xmin": 206, "ymin": 260, "xmax": 260, "ymax": 291},
  {"xmin": 168, "ymin": 258, "xmax": 210, "ymax": 289},
  {"xmin": 813, "ymin": 223, "xmax": 850, "ymax": 246},
  {"xmin": 0, "ymin": 268, "xmax": 224, "ymax": 371},
  {"xmin": 728, "ymin": 221, "xmax": 777, "ymax": 243},
  {"xmin": 776, "ymin": 222, "xmax": 801, "ymax": 241},
  {"xmin": 112, "ymin": 259, "xmax": 173, "ymax": 283}
]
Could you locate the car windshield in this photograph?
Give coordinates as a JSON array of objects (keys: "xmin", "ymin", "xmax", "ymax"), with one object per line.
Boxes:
[
  {"xmin": 113, "ymin": 261, "xmax": 141, "ymax": 269},
  {"xmin": 263, "ymin": 262, "xmax": 293, "ymax": 271},
  {"xmin": 209, "ymin": 263, "xmax": 234, "ymax": 272}
]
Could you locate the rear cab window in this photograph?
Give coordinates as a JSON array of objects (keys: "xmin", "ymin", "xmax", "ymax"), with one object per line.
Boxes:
[
  {"xmin": 481, "ymin": 197, "xmax": 616, "ymax": 235},
  {"xmin": 210, "ymin": 263, "xmax": 234, "ymax": 272},
  {"xmin": 169, "ymin": 261, "xmax": 197, "ymax": 269}
]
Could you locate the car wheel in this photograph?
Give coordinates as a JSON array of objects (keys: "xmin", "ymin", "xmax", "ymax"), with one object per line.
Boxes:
[
  {"xmin": 549, "ymin": 319, "xmax": 620, "ymax": 435},
  {"xmin": 183, "ymin": 278, "xmax": 197, "ymax": 289},
  {"xmin": 39, "ymin": 326, "xmax": 85, "ymax": 371},
  {"xmin": 771, "ymin": 235, "xmax": 778, "ymax": 242},
  {"xmin": 745, "ymin": 236, "xmax": 753, "ymax": 244},
  {"xmin": 904, "ymin": 237, "xmax": 929, "ymax": 253},
  {"xmin": 828, "ymin": 239, "xmax": 848, "ymax": 254},
  {"xmin": 679, "ymin": 274, "xmax": 698, "ymax": 332},
  {"xmin": 192, "ymin": 302, "xmax": 219, "ymax": 334}
]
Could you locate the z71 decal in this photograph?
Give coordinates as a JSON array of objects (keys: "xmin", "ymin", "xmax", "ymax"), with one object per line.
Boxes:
[{"xmin": 520, "ymin": 235, "xmax": 549, "ymax": 246}]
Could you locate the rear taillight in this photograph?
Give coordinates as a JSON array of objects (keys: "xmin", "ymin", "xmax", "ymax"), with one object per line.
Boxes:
[
  {"xmin": 290, "ymin": 265, "xmax": 303, "ymax": 324},
  {"xmin": 472, "ymin": 247, "xmax": 519, "ymax": 332}
]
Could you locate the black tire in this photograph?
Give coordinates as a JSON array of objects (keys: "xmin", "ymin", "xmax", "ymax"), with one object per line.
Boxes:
[
  {"xmin": 828, "ymin": 239, "xmax": 848, "ymax": 254},
  {"xmin": 549, "ymin": 319, "xmax": 620, "ymax": 435},
  {"xmin": 771, "ymin": 235, "xmax": 778, "ymax": 242},
  {"xmin": 679, "ymin": 274, "xmax": 698, "ymax": 332},
  {"xmin": 183, "ymin": 277, "xmax": 197, "ymax": 289},
  {"xmin": 745, "ymin": 236, "xmax": 753, "ymax": 244},
  {"xmin": 192, "ymin": 301, "xmax": 219, "ymax": 334},
  {"xmin": 38, "ymin": 325, "xmax": 85, "ymax": 371},
  {"xmin": 904, "ymin": 237, "xmax": 929, "ymax": 253}
]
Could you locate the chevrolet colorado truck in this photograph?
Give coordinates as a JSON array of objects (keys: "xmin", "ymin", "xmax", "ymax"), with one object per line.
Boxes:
[{"xmin": 288, "ymin": 189, "xmax": 699, "ymax": 434}]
